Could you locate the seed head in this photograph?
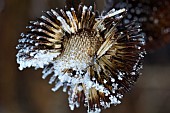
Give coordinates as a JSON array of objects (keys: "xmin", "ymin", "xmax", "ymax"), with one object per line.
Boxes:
[{"xmin": 16, "ymin": 4, "xmax": 145, "ymax": 113}]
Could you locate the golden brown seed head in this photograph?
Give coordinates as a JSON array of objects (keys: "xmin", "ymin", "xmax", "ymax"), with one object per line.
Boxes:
[{"xmin": 16, "ymin": 4, "xmax": 145, "ymax": 113}]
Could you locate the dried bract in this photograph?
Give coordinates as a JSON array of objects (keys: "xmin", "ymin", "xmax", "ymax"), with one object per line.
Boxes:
[{"xmin": 16, "ymin": 4, "xmax": 145, "ymax": 113}]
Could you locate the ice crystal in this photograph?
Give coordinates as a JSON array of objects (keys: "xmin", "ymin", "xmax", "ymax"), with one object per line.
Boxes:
[{"xmin": 16, "ymin": 4, "xmax": 145, "ymax": 113}]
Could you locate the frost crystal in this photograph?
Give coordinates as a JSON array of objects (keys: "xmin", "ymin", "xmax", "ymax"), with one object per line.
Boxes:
[{"xmin": 16, "ymin": 4, "xmax": 145, "ymax": 113}]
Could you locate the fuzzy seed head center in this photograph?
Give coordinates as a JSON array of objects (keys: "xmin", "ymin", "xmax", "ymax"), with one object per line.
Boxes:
[{"xmin": 58, "ymin": 30, "xmax": 102, "ymax": 70}]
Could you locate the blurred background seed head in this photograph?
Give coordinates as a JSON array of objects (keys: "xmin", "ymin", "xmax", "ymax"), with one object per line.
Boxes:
[{"xmin": 0, "ymin": 0, "xmax": 170, "ymax": 113}]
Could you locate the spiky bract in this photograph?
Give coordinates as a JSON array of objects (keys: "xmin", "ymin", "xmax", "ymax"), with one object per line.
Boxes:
[{"xmin": 16, "ymin": 4, "xmax": 145, "ymax": 113}]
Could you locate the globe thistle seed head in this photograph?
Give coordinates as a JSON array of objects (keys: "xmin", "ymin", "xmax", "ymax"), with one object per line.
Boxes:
[{"xmin": 16, "ymin": 4, "xmax": 145, "ymax": 113}]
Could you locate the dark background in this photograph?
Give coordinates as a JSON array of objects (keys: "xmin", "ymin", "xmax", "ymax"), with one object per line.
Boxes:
[{"xmin": 0, "ymin": 0, "xmax": 170, "ymax": 113}]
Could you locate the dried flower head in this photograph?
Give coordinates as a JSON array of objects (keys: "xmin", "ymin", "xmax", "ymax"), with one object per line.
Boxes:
[{"xmin": 16, "ymin": 4, "xmax": 145, "ymax": 113}]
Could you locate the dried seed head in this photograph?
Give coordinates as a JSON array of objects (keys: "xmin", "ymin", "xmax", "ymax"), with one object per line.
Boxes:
[{"xmin": 16, "ymin": 4, "xmax": 145, "ymax": 113}]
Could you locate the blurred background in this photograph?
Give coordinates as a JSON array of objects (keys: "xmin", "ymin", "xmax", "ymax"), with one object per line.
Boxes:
[{"xmin": 0, "ymin": 0, "xmax": 170, "ymax": 113}]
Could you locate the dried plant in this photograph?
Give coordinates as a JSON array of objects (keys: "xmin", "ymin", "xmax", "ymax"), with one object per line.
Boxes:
[{"xmin": 16, "ymin": 0, "xmax": 155, "ymax": 113}]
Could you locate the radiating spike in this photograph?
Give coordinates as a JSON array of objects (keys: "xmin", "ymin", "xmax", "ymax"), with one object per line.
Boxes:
[
  {"xmin": 60, "ymin": 9, "xmax": 70, "ymax": 24},
  {"xmin": 66, "ymin": 11, "xmax": 77, "ymax": 33},
  {"xmin": 88, "ymin": 12, "xmax": 95, "ymax": 28},
  {"xmin": 41, "ymin": 16, "xmax": 60, "ymax": 29},
  {"xmin": 46, "ymin": 11, "xmax": 54, "ymax": 18},
  {"xmin": 80, "ymin": 6, "xmax": 88, "ymax": 29},
  {"xmin": 97, "ymin": 33, "xmax": 115, "ymax": 58},
  {"xmin": 104, "ymin": 8, "xmax": 126, "ymax": 18},
  {"xmin": 31, "ymin": 28, "xmax": 58, "ymax": 38},
  {"xmin": 39, "ymin": 22, "xmax": 56, "ymax": 31},
  {"xmin": 63, "ymin": 83, "xmax": 68, "ymax": 92},
  {"xmin": 87, "ymin": 66, "xmax": 95, "ymax": 80},
  {"xmin": 36, "ymin": 36, "xmax": 62, "ymax": 43},
  {"xmin": 57, "ymin": 16, "xmax": 72, "ymax": 34},
  {"xmin": 71, "ymin": 8, "xmax": 79, "ymax": 27},
  {"xmin": 104, "ymin": 26, "xmax": 116, "ymax": 39},
  {"xmin": 51, "ymin": 9, "xmax": 59, "ymax": 16},
  {"xmin": 53, "ymin": 44, "xmax": 62, "ymax": 49},
  {"xmin": 52, "ymin": 81, "xmax": 63, "ymax": 92},
  {"xmin": 93, "ymin": 19, "xmax": 104, "ymax": 31},
  {"xmin": 82, "ymin": 6, "xmax": 88, "ymax": 28},
  {"xmin": 85, "ymin": 6, "xmax": 92, "ymax": 28},
  {"xmin": 49, "ymin": 75, "xmax": 57, "ymax": 84}
]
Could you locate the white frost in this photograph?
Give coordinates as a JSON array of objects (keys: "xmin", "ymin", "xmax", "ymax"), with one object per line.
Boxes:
[{"xmin": 17, "ymin": 50, "xmax": 60, "ymax": 70}]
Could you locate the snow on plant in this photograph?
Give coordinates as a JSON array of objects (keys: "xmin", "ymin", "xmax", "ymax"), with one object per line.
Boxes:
[{"xmin": 16, "ymin": 3, "xmax": 145, "ymax": 113}]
